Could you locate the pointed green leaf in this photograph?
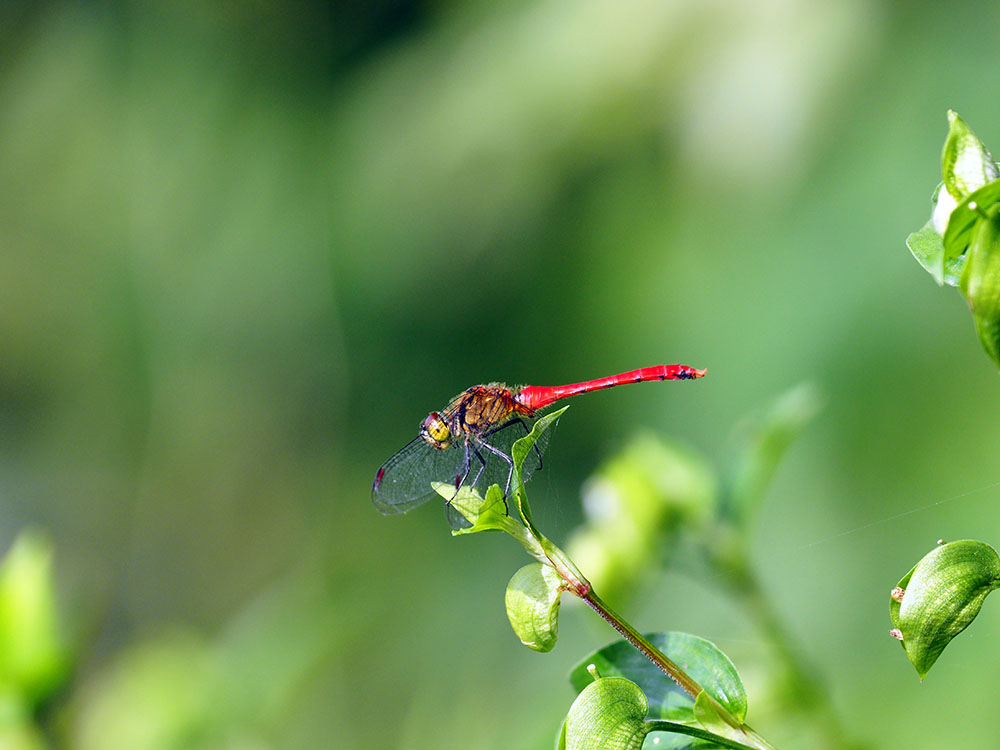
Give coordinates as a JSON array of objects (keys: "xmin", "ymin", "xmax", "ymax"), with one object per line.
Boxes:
[
  {"xmin": 564, "ymin": 676, "xmax": 649, "ymax": 750},
  {"xmin": 569, "ymin": 633, "xmax": 746, "ymax": 723},
  {"xmin": 511, "ymin": 407, "xmax": 569, "ymax": 525},
  {"xmin": 941, "ymin": 111, "xmax": 998, "ymax": 202},
  {"xmin": 693, "ymin": 692, "xmax": 746, "ymax": 746},
  {"xmin": 895, "ymin": 540, "xmax": 1000, "ymax": 678},
  {"xmin": 728, "ymin": 384, "xmax": 821, "ymax": 524},
  {"xmin": 959, "ymin": 208, "xmax": 1000, "ymax": 368},
  {"xmin": 505, "ymin": 563, "xmax": 561, "ymax": 652},
  {"xmin": 941, "ymin": 179, "xmax": 1000, "ymax": 266},
  {"xmin": 512, "ymin": 407, "xmax": 568, "ymax": 481},
  {"xmin": 441, "ymin": 483, "xmax": 511, "ymax": 533},
  {"xmin": 645, "ymin": 720, "xmax": 754, "ymax": 750},
  {"xmin": 681, "ymin": 693, "xmax": 770, "ymax": 749},
  {"xmin": 443, "ymin": 484, "xmax": 547, "ymax": 561}
]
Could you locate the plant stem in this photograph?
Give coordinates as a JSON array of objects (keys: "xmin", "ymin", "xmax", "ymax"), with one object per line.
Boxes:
[
  {"xmin": 579, "ymin": 589, "xmax": 703, "ymax": 699},
  {"xmin": 645, "ymin": 720, "xmax": 761, "ymax": 750}
]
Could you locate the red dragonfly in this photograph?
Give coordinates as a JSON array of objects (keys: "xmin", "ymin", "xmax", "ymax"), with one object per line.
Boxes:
[{"xmin": 372, "ymin": 365, "xmax": 706, "ymax": 527}]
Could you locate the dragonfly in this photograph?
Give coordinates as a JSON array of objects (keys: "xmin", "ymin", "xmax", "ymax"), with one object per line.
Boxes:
[{"xmin": 372, "ymin": 364, "xmax": 706, "ymax": 528}]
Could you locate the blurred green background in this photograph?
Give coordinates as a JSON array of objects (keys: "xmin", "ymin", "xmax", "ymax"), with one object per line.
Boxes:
[{"xmin": 2, "ymin": 0, "xmax": 1000, "ymax": 747}]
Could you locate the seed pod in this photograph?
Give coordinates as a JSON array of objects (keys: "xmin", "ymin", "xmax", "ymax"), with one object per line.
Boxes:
[{"xmin": 894, "ymin": 540, "xmax": 1000, "ymax": 678}]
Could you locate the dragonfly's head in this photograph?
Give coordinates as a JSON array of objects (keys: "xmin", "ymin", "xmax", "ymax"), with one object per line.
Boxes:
[{"xmin": 419, "ymin": 412, "xmax": 452, "ymax": 450}]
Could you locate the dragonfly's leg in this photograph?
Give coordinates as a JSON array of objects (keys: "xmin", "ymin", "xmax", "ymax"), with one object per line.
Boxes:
[
  {"xmin": 475, "ymin": 436, "xmax": 516, "ymax": 502},
  {"xmin": 482, "ymin": 418, "xmax": 545, "ymax": 473},
  {"xmin": 448, "ymin": 440, "xmax": 473, "ymax": 506},
  {"xmin": 468, "ymin": 443, "xmax": 488, "ymax": 491}
]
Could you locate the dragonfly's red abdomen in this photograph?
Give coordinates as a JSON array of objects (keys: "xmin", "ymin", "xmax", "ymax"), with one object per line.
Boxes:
[{"xmin": 516, "ymin": 364, "xmax": 706, "ymax": 411}]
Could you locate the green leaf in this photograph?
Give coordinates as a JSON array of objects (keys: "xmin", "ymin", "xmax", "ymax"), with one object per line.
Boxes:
[
  {"xmin": 959, "ymin": 208, "xmax": 1000, "ymax": 368},
  {"xmin": 442, "ymin": 483, "xmax": 511, "ymax": 533},
  {"xmin": 511, "ymin": 407, "xmax": 569, "ymax": 526},
  {"xmin": 645, "ymin": 723, "xmax": 749, "ymax": 750},
  {"xmin": 941, "ymin": 110, "xmax": 998, "ymax": 202},
  {"xmin": 564, "ymin": 676, "xmax": 650, "ymax": 750},
  {"xmin": 444, "ymin": 484, "xmax": 548, "ymax": 562},
  {"xmin": 907, "ymin": 217, "xmax": 963, "ymax": 287},
  {"xmin": 0, "ymin": 531, "xmax": 68, "ymax": 707},
  {"xmin": 505, "ymin": 564, "xmax": 562, "ymax": 652},
  {"xmin": 941, "ymin": 179, "xmax": 1000, "ymax": 267},
  {"xmin": 692, "ymin": 692, "xmax": 747, "ymax": 747},
  {"xmin": 894, "ymin": 540, "xmax": 1000, "ymax": 678},
  {"xmin": 728, "ymin": 383, "xmax": 821, "ymax": 524},
  {"xmin": 569, "ymin": 633, "xmax": 746, "ymax": 723}
]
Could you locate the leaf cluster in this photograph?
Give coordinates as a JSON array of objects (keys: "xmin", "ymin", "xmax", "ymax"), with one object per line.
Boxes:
[{"xmin": 907, "ymin": 111, "xmax": 1000, "ymax": 367}]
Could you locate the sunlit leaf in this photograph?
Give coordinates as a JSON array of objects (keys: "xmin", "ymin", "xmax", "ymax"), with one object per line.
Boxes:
[
  {"xmin": 445, "ymin": 484, "xmax": 547, "ymax": 562},
  {"xmin": 569, "ymin": 633, "xmax": 746, "ymax": 723},
  {"xmin": 564, "ymin": 676, "xmax": 649, "ymax": 750},
  {"xmin": 692, "ymin": 692, "xmax": 747, "ymax": 746},
  {"xmin": 511, "ymin": 407, "xmax": 569, "ymax": 526},
  {"xmin": 941, "ymin": 179, "xmax": 1000, "ymax": 266},
  {"xmin": 959, "ymin": 209, "xmax": 1000, "ymax": 368},
  {"xmin": 907, "ymin": 217, "xmax": 962, "ymax": 286},
  {"xmin": 505, "ymin": 563, "xmax": 561, "ymax": 652},
  {"xmin": 442, "ymin": 483, "xmax": 510, "ymax": 533}
]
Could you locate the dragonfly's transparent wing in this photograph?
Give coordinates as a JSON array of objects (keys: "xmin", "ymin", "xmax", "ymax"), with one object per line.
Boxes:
[{"xmin": 372, "ymin": 436, "xmax": 466, "ymax": 515}]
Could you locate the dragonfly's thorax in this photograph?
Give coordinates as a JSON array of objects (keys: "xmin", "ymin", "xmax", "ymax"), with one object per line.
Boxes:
[
  {"xmin": 442, "ymin": 384, "xmax": 530, "ymax": 438},
  {"xmin": 419, "ymin": 412, "xmax": 452, "ymax": 450}
]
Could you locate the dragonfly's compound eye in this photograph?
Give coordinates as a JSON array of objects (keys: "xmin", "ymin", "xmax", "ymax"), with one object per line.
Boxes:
[{"xmin": 419, "ymin": 412, "xmax": 451, "ymax": 449}]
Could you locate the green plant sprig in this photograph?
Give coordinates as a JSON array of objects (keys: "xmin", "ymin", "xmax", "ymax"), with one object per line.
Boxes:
[{"xmin": 441, "ymin": 407, "xmax": 775, "ymax": 750}]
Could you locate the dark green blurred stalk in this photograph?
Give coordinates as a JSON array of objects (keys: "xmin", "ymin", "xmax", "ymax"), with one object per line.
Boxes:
[{"xmin": 707, "ymin": 533, "xmax": 860, "ymax": 750}]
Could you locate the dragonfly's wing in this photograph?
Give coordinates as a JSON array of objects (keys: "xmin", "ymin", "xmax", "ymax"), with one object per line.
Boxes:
[{"xmin": 372, "ymin": 436, "xmax": 467, "ymax": 515}]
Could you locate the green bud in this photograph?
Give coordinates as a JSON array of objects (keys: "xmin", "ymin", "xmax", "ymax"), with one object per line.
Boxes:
[
  {"xmin": 505, "ymin": 563, "xmax": 561, "ymax": 652},
  {"xmin": 941, "ymin": 110, "xmax": 999, "ymax": 203},
  {"xmin": 892, "ymin": 540, "xmax": 1000, "ymax": 678},
  {"xmin": 959, "ymin": 208, "xmax": 1000, "ymax": 368}
]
